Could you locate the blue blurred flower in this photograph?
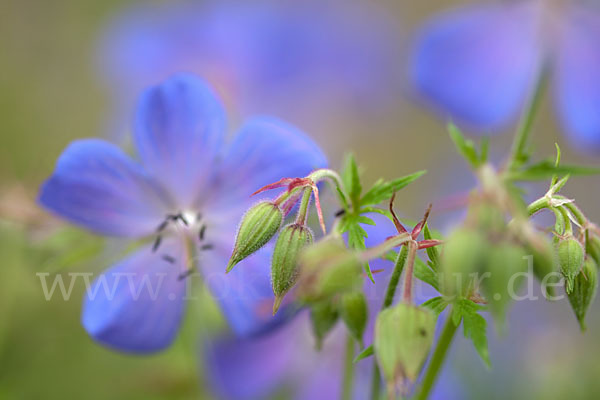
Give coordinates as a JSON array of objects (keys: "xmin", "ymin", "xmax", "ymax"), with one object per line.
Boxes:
[
  {"xmin": 38, "ymin": 73, "xmax": 327, "ymax": 353},
  {"xmin": 411, "ymin": 0, "xmax": 600, "ymax": 151},
  {"xmin": 98, "ymin": 0, "xmax": 402, "ymax": 135}
]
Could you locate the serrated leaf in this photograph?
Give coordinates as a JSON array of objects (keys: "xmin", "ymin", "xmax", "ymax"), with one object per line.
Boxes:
[
  {"xmin": 353, "ymin": 344, "xmax": 374, "ymax": 363},
  {"xmin": 507, "ymin": 159, "xmax": 600, "ymax": 181},
  {"xmin": 423, "ymin": 223, "xmax": 440, "ymax": 271},
  {"xmin": 414, "ymin": 257, "xmax": 439, "ymax": 291},
  {"xmin": 357, "ymin": 216, "xmax": 376, "ymax": 225},
  {"xmin": 421, "ymin": 296, "xmax": 448, "ymax": 315},
  {"xmin": 360, "ymin": 170, "xmax": 426, "ymax": 206},
  {"xmin": 448, "ymin": 123, "xmax": 480, "ymax": 168},
  {"xmin": 453, "ymin": 299, "xmax": 490, "ymax": 367},
  {"xmin": 342, "ymin": 153, "xmax": 362, "ymax": 207}
]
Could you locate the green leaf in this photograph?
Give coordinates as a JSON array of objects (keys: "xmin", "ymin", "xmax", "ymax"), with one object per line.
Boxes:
[
  {"xmin": 507, "ymin": 159, "xmax": 600, "ymax": 181},
  {"xmin": 353, "ymin": 344, "xmax": 374, "ymax": 363},
  {"xmin": 453, "ymin": 299, "xmax": 491, "ymax": 367},
  {"xmin": 423, "ymin": 223, "xmax": 441, "ymax": 271},
  {"xmin": 341, "ymin": 215, "xmax": 374, "ymax": 283},
  {"xmin": 414, "ymin": 257, "xmax": 439, "ymax": 291},
  {"xmin": 448, "ymin": 123, "xmax": 480, "ymax": 168},
  {"xmin": 421, "ymin": 296, "xmax": 448, "ymax": 315},
  {"xmin": 479, "ymin": 137, "xmax": 490, "ymax": 164},
  {"xmin": 342, "ymin": 153, "xmax": 362, "ymax": 207},
  {"xmin": 360, "ymin": 170, "xmax": 426, "ymax": 206}
]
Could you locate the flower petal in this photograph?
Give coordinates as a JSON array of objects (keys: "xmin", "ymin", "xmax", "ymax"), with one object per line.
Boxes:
[
  {"xmin": 134, "ymin": 73, "xmax": 226, "ymax": 207},
  {"xmin": 199, "ymin": 224, "xmax": 291, "ymax": 336},
  {"xmin": 203, "ymin": 315, "xmax": 304, "ymax": 400},
  {"xmin": 39, "ymin": 139, "xmax": 167, "ymax": 237},
  {"xmin": 210, "ymin": 116, "xmax": 327, "ymax": 207},
  {"xmin": 81, "ymin": 239, "xmax": 187, "ymax": 353},
  {"xmin": 411, "ymin": 2, "xmax": 541, "ymax": 131},
  {"xmin": 554, "ymin": 5, "xmax": 600, "ymax": 152}
]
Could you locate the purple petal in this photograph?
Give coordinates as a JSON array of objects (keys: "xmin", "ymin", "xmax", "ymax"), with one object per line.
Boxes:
[
  {"xmin": 81, "ymin": 239, "xmax": 187, "ymax": 353},
  {"xmin": 210, "ymin": 116, "xmax": 327, "ymax": 208},
  {"xmin": 204, "ymin": 314, "xmax": 305, "ymax": 400},
  {"xmin": 199, "ymin": 222, "xmax": 290, "ymax": 336},
  {"xmin": 411, "ymin": 2, "xmax": 541, "ymax": 131},
  {"xmin": 39, "ymin": 139, "xmax": 167, "ymax": 237},
  {"xmin": 554, "ymin": 4, "xmax": 600, "ymax": 152},
  {"xmin": 134, "ymin": 73, "xmax": 226, "ymax": 208}
]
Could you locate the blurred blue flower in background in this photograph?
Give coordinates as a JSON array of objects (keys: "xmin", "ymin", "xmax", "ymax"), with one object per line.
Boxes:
[
  {"xmin": 411, "ymin": 0, "xmax": 600, "ymax": 151},
  {"xmin": 98, "ymin": 0, "xmax": 402, "ymax": 136},
  {"xmin": 38, "ymin": 73, "xmax": 327, "ymax": 353}
]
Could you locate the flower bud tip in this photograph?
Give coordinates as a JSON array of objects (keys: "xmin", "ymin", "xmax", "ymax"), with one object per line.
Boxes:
[{"xmin": 272, "ymin": 295, "xmax": 284, "ymax": 315}]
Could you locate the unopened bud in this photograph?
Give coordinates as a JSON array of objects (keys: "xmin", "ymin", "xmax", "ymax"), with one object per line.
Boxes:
[
  {"xmin": 525, "ymin": 233, "xmax": 559, "ymax": 298},
  {"xmin": 557, "ymin": 237, "xmax": 584, "ymax": 294},
  {"xmin": 227, "ymin": 201, "xmax": 283, "ymax": 273},
  {"xmin": 568, "ymin": 258, "xmax": 598, "ymax": 331},
  {"xmin": 481, "ymin": 243, "xmax": 527, "ymax": 324},
  {"xmin": 296, "ymin": 237, "xmax": 363, "ymax": 303},
  {"xmin": 271, "ymin": 223, "xmax": 314, "ymax": 314},
  {"xmin": 309, "ymin": 301, "xmax": 339, "ymax": 350},
  {"xmin": 339, "ymin": 291, "xmax": 368, "ymax": 345},
  {"xmin": 440, "ymin": 228, "xmax": 488, "ymax": 299},
  {"xmin": 375, "ymin": 304, "xmax": 436, "ymax": 391}
]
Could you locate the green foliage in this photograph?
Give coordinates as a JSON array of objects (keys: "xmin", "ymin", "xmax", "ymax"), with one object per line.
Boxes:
[
  {"xmin": 448, "ymin": 123, "xmax": 488, "ymax": 169},
  {"xmin": 338, "ymin": 153, "xmax": 425, "ymax": 281},
  {"xmin": 452, "ymin": 299, "xmax": 491, "ymax": 368}
]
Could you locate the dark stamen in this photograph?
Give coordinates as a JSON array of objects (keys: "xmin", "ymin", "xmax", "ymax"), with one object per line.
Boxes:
[
  {"xmin": 178, "ymin": 213, "xmax": 189, "ymax": 226},
  {"xmin": 199, "ymin": 225, "xmax": 207, "ymax": 241},
  {"xmin": 162, "ymin": 255, "xmax": 176, "ymax": 264},
  {"xmin": 152, "ymin": 236, "xmax": 162, "ymax": 252},
  {"xmin": 157, "ymin": 220, "xmax": 169, "ymax": 232},
  {"xmin": 196, "ymin": 212, "xmax": 203, "ymax": 222},
  {"xmin": 201, "ymin": 244, "xmax": 214, "ymax": 251},
  {"xmin": 178, "ymin": 269, "xmax": 194, "ymax": 281},
  {"xmin": 334, "ymin": 209, "xmax": 346, "ymax": 217}
]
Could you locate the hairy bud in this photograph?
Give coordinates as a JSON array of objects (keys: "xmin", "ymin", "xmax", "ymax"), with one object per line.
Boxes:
[
  {"xmin": 557, "ymin": 237, "xmax": 584, "ymax": 294},
  {"xmin": 296, "ymin": 237, "xmax": 363, "ymax": 303},
  {"xmin": 568, "ymin": 258, "xmax": 598, "ymax": 331},
  {"xmin": 271, "ymin": 223, "xmax": 314, "ymax": 314},
  {"xmin": 339, "ymin": 291, "xmax": 368, "ymax": 345},
  {"xmin": 440, "ymin": 228, "xmax": 488, "ymax": 299},
  {"xmin": 227, "ymin": 201, "xmax": 283, "ymax": 272},
  {"xmin": 375, "ymin": 304, "xmax": 436, "ymax": 392},
  {"xmin": 481, "ymin": 243, "xmax": 527, "ymax": 324},
  {"xmin": 309, "ymin": 301, "xmax": 339, "ymax": 351}
]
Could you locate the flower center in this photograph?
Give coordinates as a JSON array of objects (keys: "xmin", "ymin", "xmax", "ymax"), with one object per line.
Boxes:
[{"xmin": 152, "ymin": 209, "xmax": 213, "ymax": 280}]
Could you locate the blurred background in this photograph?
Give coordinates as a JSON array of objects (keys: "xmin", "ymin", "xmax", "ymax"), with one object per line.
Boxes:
[{"xmin": 1, "ymin": 0, "xmax": 599, "ymax": 399}]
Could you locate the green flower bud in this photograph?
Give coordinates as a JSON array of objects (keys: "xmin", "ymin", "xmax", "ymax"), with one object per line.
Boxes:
[
  {"xmin": 568, "ymin": 258, "xmax": 598, "ymax": 331},
  {"xmin": 586, "ymin": 235, "xmax": 600, "ymax": 266},
  {"xmin": 227, "ymin": 201, "xmax": 283, "ymax": 272},
  {"xmin": 271, "ymin": 223, "xmax": 314, "ymax": 314},
  {"xmin": 296, "ymin": 237, "xmax": 363, "ymax": 303},
  {"xmin": 339, "ymin": 291, "xmax": 368, "ymax": 345},
  {"xmin": 557, "ymin": 237, "xmax": 584, "ymax": 294},
  {"xmin": 481, "ymin": 243, "xmax": 527, "ymax": 324},
  {"xmin": 526, "ymin": 233, "xmax": 560, "ymax": 299},
  {"xmin": 374, "ymin": 304, "xmax": 436, "ymax": 391},
  {"xmin": 309, "ymin": 301, "xmax": 339, "ymax": 351},
  {"xmin": 440, "ymin": 228, "xmax": 488, "ymax": 299}
]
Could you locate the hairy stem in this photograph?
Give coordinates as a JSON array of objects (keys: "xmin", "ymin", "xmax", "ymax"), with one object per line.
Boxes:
[
  {"xmin": 415, "ymin": 308, "xmax": 459, "ymax": 400},
  {"xmin": 341, "ymin": 334, "xmax": 355, "ymax": 400},
  {"xmin": 402, "ymin": 241, "xmax": 418, "ymax": 304},
  {"xmin": 295, "ymin": 188, "xmax": 312, "ymax": 224}
]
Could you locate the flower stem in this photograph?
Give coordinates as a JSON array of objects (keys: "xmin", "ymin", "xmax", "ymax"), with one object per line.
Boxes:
[
  {"xmin": 295, "ymin": 188, "xmax": 312, "ymax": 224},
  {"xmin": 507, "ymin": 69, "xmax": 547, "ymax": 171},
  {"xmin": 341, "ymin": 334, "xmax": 355, "ymax": 400},
  {"xmin": 415, "ymin": 308, "xmax": 459, "ymax": 400},
  {"xmin": 370, "ymin": 245, "xmax": 409, "ymax": 398},
  {"xmin": 401, "ymin": 241, "xmax": 418, "ymax": 304}
]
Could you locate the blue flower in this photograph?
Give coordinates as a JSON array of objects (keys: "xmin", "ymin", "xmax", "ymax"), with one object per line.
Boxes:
[
  {"xmin": 38, "ymin": 73, "xmax": 327, "ymax": 353},
  {"xmin": 98, "ymin": 0, "xmax": 402, "ymax": 133},
  {"xmin": 411, "ymin": 1, "xmax": 600, "ymax": 151}
]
